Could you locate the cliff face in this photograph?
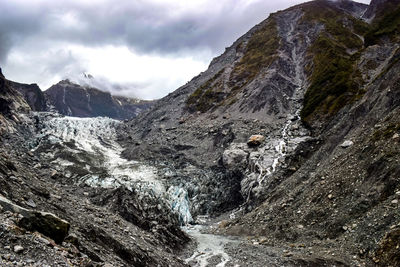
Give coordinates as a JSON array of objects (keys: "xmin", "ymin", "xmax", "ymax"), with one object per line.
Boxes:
[
  {"xmin": 0, "ymin": 68, "xmax": 31, "ymax": 136},
  {"xmin": 9, "ymin": 81, "xmax": 47, "ymax": 112},
  {"xmin": 120, "ymin": 0, "xmax": 400, "ymax": 263},
  {"xmin": 44, "ymin": 80, "xmax": 154, "ymax": 120}
]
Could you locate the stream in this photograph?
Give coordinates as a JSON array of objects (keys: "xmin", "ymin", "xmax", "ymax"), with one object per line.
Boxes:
[{"xmin": 183, "ymin": 225, "xmax": 234, "ymax": 267}]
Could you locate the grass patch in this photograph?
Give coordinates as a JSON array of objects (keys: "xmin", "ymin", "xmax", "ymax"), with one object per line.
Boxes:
[
  {"xmin": 230, "ymin": 16, "xmax": 280, "ymax": 87},
  {"xmin": 372, "ymin": 123, "xmax": 400, "ymax": 141},
  {"xmin": 365, "ymin": 4, "xmax": 400, "ymax": 46},
  {"xmin": 299, "ymin": 1, "xmax": 368, "ymax": 122},
  {"xmin": 186, "ymin": 69, "xmax": 225, "ymax": 113}
]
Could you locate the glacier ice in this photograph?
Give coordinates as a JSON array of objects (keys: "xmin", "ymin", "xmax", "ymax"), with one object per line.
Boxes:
[{"xmin": 33, "ymin": 113, "xmax": 194, "ymax": 225}]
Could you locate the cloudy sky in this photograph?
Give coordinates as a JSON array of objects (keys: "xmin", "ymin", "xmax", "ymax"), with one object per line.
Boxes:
[{"xmin": 0, "ymin": 0, "xmax": 370, "ymax": 99}]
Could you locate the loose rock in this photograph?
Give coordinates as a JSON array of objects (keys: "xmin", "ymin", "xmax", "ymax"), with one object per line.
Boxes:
[
  {"xmin": 340, "ymin": 140, "xmax": 354, "ymax": 148},
  {"xmin": 247, "ymin": 135, "xmax": 266, "ymax": 147},
  {"xmin": 13, "ymin": 245, "xmax": 24, "ymax": 254}
]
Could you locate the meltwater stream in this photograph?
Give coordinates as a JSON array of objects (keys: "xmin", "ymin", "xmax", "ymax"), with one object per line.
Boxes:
[{"xmin": 184, "ymin": 225, "xmax": 234, "ymax": 267}]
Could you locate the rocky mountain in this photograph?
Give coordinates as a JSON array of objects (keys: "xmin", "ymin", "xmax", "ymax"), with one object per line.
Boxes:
[
  {"xmin": 1, "ymin": 0, "xmax": 400, "ymax": 266},
  {"xmin": 44, "ymin": 80, "xmax": 154, "ymax": 120},
  {"xmin": 120, "ymin": 0, "xmax": 400, "ymax": 265}
]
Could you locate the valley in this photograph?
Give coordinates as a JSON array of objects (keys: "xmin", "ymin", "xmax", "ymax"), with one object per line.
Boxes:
[{"xmin": 1, "ymin": 0, "xmax": 400, "ymax": 266}]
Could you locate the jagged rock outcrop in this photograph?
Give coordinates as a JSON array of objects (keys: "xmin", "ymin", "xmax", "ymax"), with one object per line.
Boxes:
[
  {"xmin": 9, "ymin": 81, "xmax": 47, "ymax": 111},
  {"xmin": 0, "ymin": 69, "xmax": 31, "ymax": 136},
  {"xmin": 44, "ymin": 80, "xmax": 154, "ymax": 120},
  {"xmin": 0, "ymin": 195, "xmax": 70, "ymax": 244}
]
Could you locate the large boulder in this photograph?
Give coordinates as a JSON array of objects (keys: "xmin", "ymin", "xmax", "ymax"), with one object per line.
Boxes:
[
  {"xmin": 222, "ymin": 148, "xmax": 249, "ymax": 170},
  {"xmin": 0, "ymin": 195, "xmax": 70, "ymax": 244}
]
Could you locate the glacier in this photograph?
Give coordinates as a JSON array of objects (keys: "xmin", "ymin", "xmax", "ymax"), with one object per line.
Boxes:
[{"xmin": 32, "ymin": 113, "xmax": 194, "ymax": 225}]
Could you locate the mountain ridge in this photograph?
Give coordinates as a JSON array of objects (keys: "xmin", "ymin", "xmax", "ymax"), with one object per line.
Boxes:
[
  {"xmin": 44, "ymin": 79, "xmax": 154, "ymax": 120},
  {"xmin": 4, "ymin": 77, "xmax": 155, "ymax": 120}
]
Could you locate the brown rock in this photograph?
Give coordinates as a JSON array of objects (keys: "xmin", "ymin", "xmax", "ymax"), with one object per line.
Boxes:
[{"xmin": 247, "ymin": 135, "xmax": 266, "ymax": 147}]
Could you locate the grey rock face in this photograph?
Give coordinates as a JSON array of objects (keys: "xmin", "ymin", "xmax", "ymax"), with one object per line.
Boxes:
[
  {"xmin": 223, "ymin": 148, "xmax": 249, "ymax": 170},
  {"xmin": 9, "ymin": 81, "xmax": 47, "ymax": 112}
]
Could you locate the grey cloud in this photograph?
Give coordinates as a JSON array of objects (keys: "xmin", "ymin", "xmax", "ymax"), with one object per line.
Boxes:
[
  {"xmin": 0, "ymin": 0, "xmax": 321, "ymax": 60},
  {"xmin": 0, "ymin": 0, "xmax": 372, "ymax": 58},
  {"xmin": 0, "ymin": 0, "xmax": 371, "ymax": 99}
]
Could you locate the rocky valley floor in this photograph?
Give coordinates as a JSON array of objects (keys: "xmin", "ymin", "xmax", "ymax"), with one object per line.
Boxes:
[{"xmin": 0, "ymin": 112, "xmax": 390, "ymax": 266}]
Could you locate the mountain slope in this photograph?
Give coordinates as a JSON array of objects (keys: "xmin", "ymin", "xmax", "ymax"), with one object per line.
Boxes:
[
  {"xmin": 121, "ymin": 0, "xmax": 370, "ymax": 211},
  {"xmin": 121, "ymin": 0, "xmax": 400, "ymax": 264}
]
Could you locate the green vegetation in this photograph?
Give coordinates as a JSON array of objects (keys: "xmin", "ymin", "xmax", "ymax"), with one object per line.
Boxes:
[
  {"xmin": 372, "ymin": 123, "xmax": 400, "ymax": 141},
  {"xmin": 231, "ymin": 17, "xmax": 279, "ymax": 87},
  {"xmin": 299, "ymin": 2, "xmax": 368, "ymax": 122},
  {"xmin": 300, "ymin": 36, "xmax": 365, "ymax": 121},
  {"xmin": 186, "ymin": 69, "xmax": 225, "ymax": 113},
  {"xmin": 186, "ymin": 15, "xmax": 280, "ymax": 114},
  {"xmin": 365, "ymin": 5, "xmax": 400, "ymax": 46}
]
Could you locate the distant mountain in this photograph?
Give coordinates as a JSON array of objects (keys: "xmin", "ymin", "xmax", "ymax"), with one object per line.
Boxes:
[
  {"xmin": 44, "ymin": 80, "xmax": 154, "ymax": 120},
  {"xmin": 6, "ymin": 77, "xmax": 154, "ymax": 120}
]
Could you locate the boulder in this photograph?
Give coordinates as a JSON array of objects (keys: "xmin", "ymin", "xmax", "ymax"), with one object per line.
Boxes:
[
  {"xmin": 222, "ymin": 149, "xmax": 249, "ymax": 170},
  {"xmin": 247, "ymin": 135, "xmax": 266, "ymax": 147},
  {"xmin": 0, "ymin": 195, "xmax": 70, "ymax": 244},
  {"xmin": 340, "ymin": 140, "xmax": 354, "ymax": 148}
]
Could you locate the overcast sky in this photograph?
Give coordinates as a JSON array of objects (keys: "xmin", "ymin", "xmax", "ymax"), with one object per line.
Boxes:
[{"xmin": 0, "ymin": 0, "xmax": 370, "ymax": 100}]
